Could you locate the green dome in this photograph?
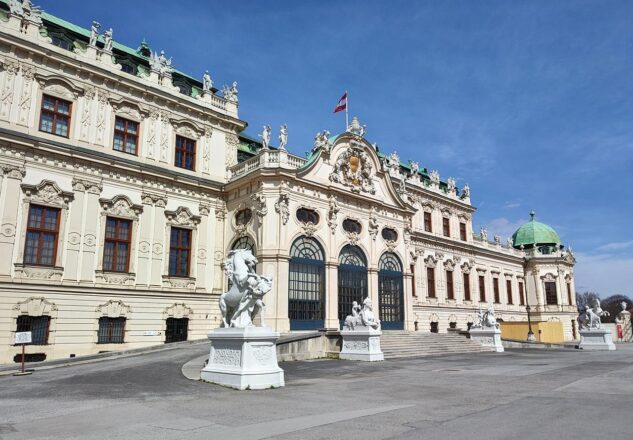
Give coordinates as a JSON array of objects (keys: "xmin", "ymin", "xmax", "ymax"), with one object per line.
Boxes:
[{"xmin": 512, "ymin": 211, "xmax": 561, "ymax": 249}]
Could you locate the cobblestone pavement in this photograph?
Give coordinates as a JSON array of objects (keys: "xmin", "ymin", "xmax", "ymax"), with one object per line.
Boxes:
[{"xmin": 1, "ymin": 343, "xmax": 632, "ymax": 439}]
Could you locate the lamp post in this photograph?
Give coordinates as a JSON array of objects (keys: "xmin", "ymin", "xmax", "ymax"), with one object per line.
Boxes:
[{"xmin": 526, "ymin": 304, "xmax": 536, "ymax": 342}]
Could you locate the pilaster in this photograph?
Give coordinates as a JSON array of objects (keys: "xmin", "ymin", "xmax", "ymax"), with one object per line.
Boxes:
[{"xmin": 0, "ymin": 164, "xmax": 25, "ymax": 276}]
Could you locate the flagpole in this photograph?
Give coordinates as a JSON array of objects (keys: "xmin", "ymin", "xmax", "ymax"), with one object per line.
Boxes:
[{"xmin": 345, "ymin": 90, "xmax": 349, "ymax": 130}]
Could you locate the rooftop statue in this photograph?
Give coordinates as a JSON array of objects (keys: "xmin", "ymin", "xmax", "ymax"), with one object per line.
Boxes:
[
  {"xmin": 480, "ymin": 227, "xmax": 488, "ymax": 241},
  {"xmin": 507, "ymin": 236, "xmax": 513, "ymax": 248},
  {"xmin": 219, "ymin": 249, "xmax": 273, "ymax": 328},
  {"xmin": 429, "ymin": 169, "xmax": 440, "ymax": 185},
  {"xmin": 447, "ymin": 177, "xmax": 456, "ymax": 194},
  {"xmin": 89, "ymin": 20, "xmax": 100, "ymax": 47},
  {"xmin": 313, "ymin": 130, "xmax": 331, "ymax": 151},
  {"xmin": 461, "ymin": 183, "xmax": 471, "ymax": 199},
  {"xmin": 103, "ymin": 28, "xmax": 113, "ymax": 52},
  {"xmin": 278, "ymin": 124, "xmax": 288, "ymax": 151},
  {"xmin": 222, "ymin": 81, "xmax": 238, "ymax": 102},
  {"xmin": 9, "ymin": 0, "xmax": 43, "ymax": 28},
  {"xmin": 259, "ymin": 125, "xmax": 272, "ymax": 150},
  {"xmin": 150, "ymin": 50, "xmax": 173, "ymax": 80},
  {"xmin": 578, "ymin": 298, "xmax": 610, "ymax": 330},
  {"xmin": 202, "ymin": 70, "xmax": 213, "ymax": 93},
  {"xmin": 409, "ymin": 160, "xmax": 419, "ymax": 176}
]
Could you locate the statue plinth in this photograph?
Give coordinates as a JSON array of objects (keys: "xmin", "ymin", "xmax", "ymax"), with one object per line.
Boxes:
[
  {"xmin": 579, "ymin": 327, "xmax": 616, "ymax": 351},
  {"xmin": 469, "ymin": 327, "xmax": 504, "ymax": 352},
  {"xmin": 340, "ymin": 327, "xmax": 384, "ymax": 361},
  {"xmin": 200, "ymin": 326, "xmax": 285, "ymax": 390}
]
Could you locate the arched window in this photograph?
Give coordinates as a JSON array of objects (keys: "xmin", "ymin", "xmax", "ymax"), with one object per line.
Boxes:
[
  {"xmin": 338, "ymin": 245, "xmax": 368, "ymax": 326},
  {"xmin": 378, "ymin": 252, "xmax": 404, "ymax": 329},
  {"xmin": 288, "ymin": 236, "xmax": 326, "ymax": 330},
  {"xmin": 231, "ymin": 236, "xmax": 255, "ymax": 253}
]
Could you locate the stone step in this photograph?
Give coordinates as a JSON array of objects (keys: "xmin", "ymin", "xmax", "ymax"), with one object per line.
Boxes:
[{"xmin": 377, "ymin": 331, "xmax": 491, "ymax": 359}]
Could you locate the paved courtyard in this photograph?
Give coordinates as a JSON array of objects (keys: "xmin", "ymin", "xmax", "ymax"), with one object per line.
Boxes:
[{"xmin": 1, "ymin": 344, "xmax": 632, "ymax": 439}]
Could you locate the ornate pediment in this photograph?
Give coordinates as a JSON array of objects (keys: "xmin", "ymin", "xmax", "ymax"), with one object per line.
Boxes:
[
  {"xmin": 99, "ymin": 195, "xmax": 143, "ymax": 219},
  {"xmin": 13, "ymin": 297, "xmax": 57, "ymax": 316},
  {"xmin": 329, "ymin": 143, "xmax": 376, "ymax": 194},
  {"xmin": 96, "ymin": 299, "xmax": 131, "ymax": 317},
  {"xmin": 165, "ymin": 206, "xmax": 201, "ymax": 228},
  {"xmin": 22, "ymin": 180, "xmax": 74, "ymax": 206},
  {"xmin": 164, "ymin": 302, "xmax": 193, "ymax": 318}
]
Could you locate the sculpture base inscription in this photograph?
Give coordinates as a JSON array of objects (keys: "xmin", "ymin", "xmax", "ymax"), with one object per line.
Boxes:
[
  {"xmin": 339, "ymin": 327, "xmax": 384, "ymax": 361},
  {"xmin": 578, "ymin": 328, "xmax": 616, "ymax": 351},
  {"xmin": 200, "ymin": 326, "xmax": 285, "ymax": 390},
  {"xmin": 469, "ymin": 327, "xmax": 504, "ymax": 352}
]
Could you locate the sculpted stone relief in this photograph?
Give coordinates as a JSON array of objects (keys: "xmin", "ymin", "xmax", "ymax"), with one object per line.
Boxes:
[{"xmin": 329, "ymin": 144, "xmax": 376, "ymax": 194}]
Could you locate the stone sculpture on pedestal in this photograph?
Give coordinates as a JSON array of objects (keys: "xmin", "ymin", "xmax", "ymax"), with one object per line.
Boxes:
[
  {"xmin": 200, "ymin": 249, "xmax": 285, "ymax": 389},
  {"xmin": 469, "ymin": 305, "xmax": 504, "ymax": 352},
  {"xmin": 577, "ymin": 298, "xmax": 616, "ymax": 350},
  {"xmin": 339, "ymin": 297, "xmax": 384, "ymax": 361}
]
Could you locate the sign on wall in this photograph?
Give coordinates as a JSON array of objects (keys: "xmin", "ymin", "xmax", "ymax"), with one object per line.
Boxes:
[{"xmin": 15, "ymin": 331, "xmax": 32, "ymax": 345}]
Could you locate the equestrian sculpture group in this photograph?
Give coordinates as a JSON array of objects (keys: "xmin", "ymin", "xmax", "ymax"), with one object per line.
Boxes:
[
  {"xmin": 471, "ymin": 305, "xmax": 499, "ymax": 329},
  {"xmin": 578, "ymin": 298, "xmax": 610, "ymax": 330},
  {"xmin": 219, "ymin": 249, "xmax": 273, "ymax": 328}
]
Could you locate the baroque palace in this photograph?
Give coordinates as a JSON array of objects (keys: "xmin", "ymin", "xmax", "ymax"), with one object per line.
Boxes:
[{"xmin": 0, "ymin": 1, "xmax": 578, "ymax": 364}]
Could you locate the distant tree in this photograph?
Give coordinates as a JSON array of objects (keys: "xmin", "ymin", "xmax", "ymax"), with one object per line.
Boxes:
[
  {"xmin": 575, "ymin": 291, "xmax": 599, "ymax": 311},
  {"xmin": 600, "ymin": 294, "xmax": 633, "ymax": 323}
]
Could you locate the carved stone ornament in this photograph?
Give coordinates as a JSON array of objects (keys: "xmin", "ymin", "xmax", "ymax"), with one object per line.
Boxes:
[
  {"xmin": 95, "ymin": 271, "xmax": 136, "ymax": 286},
  {"xmin": 162, "ymin": 276, "xmax": 196, "ymax": 289},
  {"xmin": 301, "ymin": 221, "xmax": 319, "ymax": 237},
  {"xmin": 327, "ymin": 194, "xmax": 339, "ymax": 234},
  {"xmin": 164, "ymin": 302, "xmax": 193, "ymax": 319},
  {"xmin": 72, "ymin": 178, "xmax": 103, "ymax": 194},
  {"xmin": 13, "ymin": 296, "xmax": 57, "ymax": 316},
  {"xmin": 165, "ymin": 207, "xmax": 201, "ymax": 228},
  {"xmin": 96, "ymin": 299, "xmax": 131, "ymax": 317},
  {"xmin": 99, "ymin": 195, "xmax": 143, "ymax": 219},
  {"xmin": 424, "ymin": 255, "xmax": 437, "ymax": 268},
  {"xmin": 250, "ymin": 193, "xmax": 268, "ymax": 218},
  {"xmin": 14, "ymin": 264, "xmax": 63, "ymax": 281},
  {"xmin": 22, "ymin": 180, "xmax": 74, "ymax": 206},
  {"xmin": 274, "ymin": 193, "xmax": 290, "ymax": 225},
  {"xmin": 368, "ymin": 206, "xmax": 379, "ymax": 240},
  {"xmin": 345, "ymin": 231, "xmax": 361, "ymax": 246},
  {"xmin": 444, "ymin": 258, "xmax": 455, "ymax": 271},
  {"xmin": 1, "ymin": 164, "xmax": 26, "ymax": 180},
  {"xmin": 329, "ymin": 144, "xmax": 376, "ymax": 194}
]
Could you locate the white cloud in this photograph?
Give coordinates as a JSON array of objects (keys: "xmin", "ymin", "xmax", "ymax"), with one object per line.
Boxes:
[
  {"xmin": 574, "ymin": 252, "xmax": 633, "ymax": 297},
  {"xmin": 596, "ymin": 240, "xmax": 633, "ymax": 252},
  {"xmin": 503, "ymin": 202, "xmax": 521, "ymax": 209},
  {"xmin": 480, "ymin": 217, "xmax": 526, "ymax": 239}
]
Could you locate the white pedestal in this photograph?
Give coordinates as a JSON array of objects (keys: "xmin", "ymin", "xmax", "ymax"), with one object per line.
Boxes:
[
  {"xmin": 200, "ymin": 326, "xmax": 285, "ymax": 390},
  {"xmin": 579, "ymin": 328, "xmax": 616, "ymax": 351},
  {"xmin": 340, "ymin": 328, "xmax": 384, "ymax": 361},
  {"xmin": 469, "ymin": 327, "xmax": 504, "ymax": 352}
]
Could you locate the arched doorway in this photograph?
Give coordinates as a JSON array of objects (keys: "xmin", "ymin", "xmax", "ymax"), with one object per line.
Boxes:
[
  {"xmin": 338, "ymin": 245, "xmax": 368, "ymax": 328},
  {"xmin": 288, "ymin": 236, "xmax": 326, "ymax": 330},
  {"xmin": 378, "ymin": 252, "xmax": 404, "ymax": 330}
]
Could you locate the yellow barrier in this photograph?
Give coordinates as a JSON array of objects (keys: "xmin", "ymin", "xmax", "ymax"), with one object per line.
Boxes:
[{"xmin": 500, "ymin": 321, "xmax": 565, "ymax": 343}]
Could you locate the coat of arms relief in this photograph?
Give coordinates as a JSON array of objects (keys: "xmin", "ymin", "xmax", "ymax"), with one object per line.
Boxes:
[{"xmin": 329, "ymin": 145, "xmax": 376, "ymax": 194}]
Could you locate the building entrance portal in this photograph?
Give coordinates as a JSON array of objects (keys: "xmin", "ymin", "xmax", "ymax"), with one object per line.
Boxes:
[
  {"xmin": 378, "ymin": 252, "xmax": 405, "ymax": 330},
  {"xmin": 338, "ymin": 245, "xmax": 368, "ymax": 329}
]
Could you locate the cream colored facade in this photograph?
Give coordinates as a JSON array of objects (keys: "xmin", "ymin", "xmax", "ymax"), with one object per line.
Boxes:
[{"xmin": 0, "ymin": 4, "xmax": 577, "ymax": 365}]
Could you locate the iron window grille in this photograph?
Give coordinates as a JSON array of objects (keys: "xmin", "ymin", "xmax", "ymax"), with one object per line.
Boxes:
[
  {"xmin": 24, "ymin": 204, "xmax": 61, "ymax": 266},
  {"xmin": 39, "ymin": 94, "xmax": 71, "ymax": 138},
  {"xmin": 165, "ymin": 318, "xmax": 188, "ymax": 343},
  {"xmin": 16, "ymin": 316, "xmax": 50, "ymax": 345},
  {"xmin": 97, "ymin": 317, "xmax": 126, "ymax": 344}
]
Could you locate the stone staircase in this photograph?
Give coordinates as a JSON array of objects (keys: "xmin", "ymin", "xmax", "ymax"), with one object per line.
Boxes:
[{"xmin": 380, "ymin": 331, "xmax": 494, "ymax": 359}]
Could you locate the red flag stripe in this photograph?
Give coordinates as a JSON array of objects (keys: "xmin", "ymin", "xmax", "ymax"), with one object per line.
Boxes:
[{"xmin": 333, "ymin": 92, "xmax": 347, "ymax": 113}]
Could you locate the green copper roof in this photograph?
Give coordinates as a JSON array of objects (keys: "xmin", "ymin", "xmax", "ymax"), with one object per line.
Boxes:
[{"xmin": 512, "ymin": 211, "xmax": 561, "ymax": 248}]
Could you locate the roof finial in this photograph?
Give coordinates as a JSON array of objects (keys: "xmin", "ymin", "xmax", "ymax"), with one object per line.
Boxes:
[{"xmin": 529, "ymin": 209, "xmax": 535, "ymax": 221}]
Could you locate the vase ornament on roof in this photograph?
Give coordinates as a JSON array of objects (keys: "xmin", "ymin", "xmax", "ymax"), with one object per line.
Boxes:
[
  {"xmin": 347, "ymin": 116, "xmax": 366, "ymax": 138},
  {"xmin": 329, "ymin": 144, "xmax": 376, "ymax": 194}
]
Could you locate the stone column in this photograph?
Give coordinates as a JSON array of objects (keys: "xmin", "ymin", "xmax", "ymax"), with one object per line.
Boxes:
[
  {"xmin": 0, "ymin": 165, "xmax": 25, "ymax": 277},
  {"xmin": 136, "ymin": 194, "xmax": 154, "ymax": 286},
  {"xmin": 196, "ymin": 204, "xmax": 211, "ymax": 292},
  {"xmin": 368, "ymin": 267, "xmax": 379, "ymax": 312},
  {"xmin": 325, "ymin": 262, "xmax": 339, "ymax": 330},
  {"xmin": 403, "ymin": 272, "xmax": 414, "ymax": 330}
]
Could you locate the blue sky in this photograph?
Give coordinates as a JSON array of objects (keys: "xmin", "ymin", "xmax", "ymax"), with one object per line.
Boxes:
[{"xmin": 41, "ymin": 0, "xmax": 633, "ymax": 297}]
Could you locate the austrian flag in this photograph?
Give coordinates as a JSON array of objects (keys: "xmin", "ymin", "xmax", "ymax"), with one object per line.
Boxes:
[{"xmin": 333, "ymin": 92, "xmax": 347, "ymax": 113}]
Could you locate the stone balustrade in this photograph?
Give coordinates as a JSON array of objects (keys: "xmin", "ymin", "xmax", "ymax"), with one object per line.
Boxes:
[{"xmin": 229, "ymin": 149, "xmax": 308, "ymax": 180}]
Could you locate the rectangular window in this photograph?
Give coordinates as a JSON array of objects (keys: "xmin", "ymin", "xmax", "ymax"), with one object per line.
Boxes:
[
  {"xmin": 103, "ymin": 217, "xmax": 132, "ymax": 272},
  {"xmin": 446, "ymin": 270, "xmax": 454, "ymax": 300},
  {"xmin": 442, "ymin": 217, "xmax": 450, "ymax": 237},
  {"xmin": 506, "ymin": 279, "xmax": 513, "ymax": 305},
  {"xmin": 113, "ymin": 117, "xmax": 139, "ymax": 155},
  {"xmin": 427, "ymin": 267, "xmax": 436, "ymax": 298},
  {"xmin": 459, "ymin": 222, "xmax": 467, "ymax": 241},
  {"xmin": 39, "ymin": 95, "xmax": 71, "ymax": 138},
  {"xmin": 478, "ymin": 275, "xmax": 486, "ymax": 302},
  {"xmin": 24, "ymin": 205, "xmax": 61, "ymax": 266},
  {"xmin": 168, "ymin": 227, "xmax": 192, "ymax": 277},
  {"xmin": 519, "ymin": 282, "xmax": 525, "ymax": 305},
  {"xmin": 174, "ymin": 135, "xmax": 196, "ymax": 171},
  {"xmin": 97, "ymin": 317, "xmax": 126, "ymax": 344},
  {"xmin": 545, "ymin": 281, "xmax": 558, "ymax": 305},
  {"xmin": 16, "ymin": 316, "xmax": 50, "ymax": 345},
  {"xmin": 567, "ymin": 283, "xmax": 572, "ymax": 305},
  {"xmin": 493, "ymin": 278, "xmax": 500, "ymax": 303},
  {"xmin": 424, "ymin": 212, "xmax": 432, "ymax": 233},
  {"xmin": 463, "ymin": 273, "xmax": 471, "ymax": 301},
  {"xmin": 411, "ymin": 264, "xmax": 416, "ymax": 297}
]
